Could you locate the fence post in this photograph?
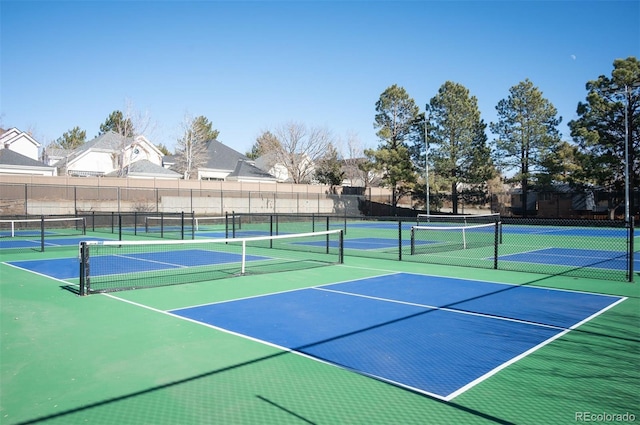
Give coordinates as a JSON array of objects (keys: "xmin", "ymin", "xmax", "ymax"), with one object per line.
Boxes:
[
  {"xmin": 398, "ymin": 221, "xmax": 402, "ymax": 261},
  {"xmin": 494, "ymin": 221, "xmax": 500, "ymax": 270},
  {"xmin": 180, "ymin": 211, "xmax": 185, "ymax": 240},
  {"xmin": 629, "ymin": 217, "xmax": 635, "ymax": 283},
  {"xmin": 40, "ymin": 215, "xmax": 45, "ymax": 252}
]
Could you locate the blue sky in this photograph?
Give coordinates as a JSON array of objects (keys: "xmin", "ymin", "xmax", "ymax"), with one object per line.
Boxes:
[{"xmin": 1, "ymin": 0, "xmax": 639, "ymax": 156}]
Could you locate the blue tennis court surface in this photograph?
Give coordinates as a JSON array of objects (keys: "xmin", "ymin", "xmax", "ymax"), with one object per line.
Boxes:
[
  {"xmin": 170, "ymin": 273, "xmax": 624, "ymax": 400},
  {"xmin": 499, "ymin": 248, "xmax": 637, "ymax": 271},
  {"xmin": 6, "ymin": 249, "xmax": 271, "ymax": 280}
]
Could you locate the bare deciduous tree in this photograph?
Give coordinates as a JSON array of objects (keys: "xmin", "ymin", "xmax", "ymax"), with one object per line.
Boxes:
[
  {"xmin": 270, "ymin": 122, "xmax": 334, "ymax": 184},
  {"xmin": 341, "ymin": 131, "xmax": 379, "ymax": 187},
  {"xmin": 174, "ymin": 113, "xmax": 209, "ymax": 179}
]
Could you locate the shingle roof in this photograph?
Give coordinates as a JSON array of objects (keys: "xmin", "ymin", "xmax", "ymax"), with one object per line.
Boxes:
[
  {"xmin": 0, "ymin": 149, "xmax": 48, "ymax": 167},
  {"xmin": 105, "ymin": 159, "xmax": 181, "ymax": 178},
  {"xmin": 202, "ymin": 140, "xmax": 248, "ymax": 170},
  {"xmin": 44, "ymin": 147, "xmax": 73, "ymax": 158},
  {"xmin": 227, "ymin": 160, "xmax": 277, "ymax": 180},
  {"xmin": 54, "ymin": 131, "xmax": 128, "ymax": 167}
]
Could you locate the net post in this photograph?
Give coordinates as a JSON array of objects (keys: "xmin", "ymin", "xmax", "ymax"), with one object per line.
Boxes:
[
  {"xmin": 134, "ymin": 211, "xmax": 138, "ymax": 235},
  {"xmin": 81, "ymin": 217, "xmax": 86, "ymax": 235},
  {"xmin": 325, "ymin": 218, "xmax": 330, "ymax": 254},
  {"xmin": 118, "ymin": 214, "xmax": 122, "ymax": 241},
  {"xmin": 270, "ymin": 215, "xmax": 274, "ymax": 248},
  {"xmin": 160, "ymin": 212, "xmax": 164, "ymax": 238},
  {"xmin": 410, "ymin": 226, "xmax": 415, "ymax": 255},
  {"xmin": 462, "ymin": 227, "xmax": 467, "ymax": 249},
  {"xmin": 628, "ymin": 217, "xmax": 635, "ymax": 283},
  {"xmin": 494, "ymin": 221, "xmax": 500, "ymax": 269},
  {"xmin": 40, "ymin": 215, "xmax": 45, "ymax": 252},
  {"xmin": 241, "ymin": 240, "xmax": 246, "ymax": 275},
  {"xmin": 79, "ymin": 242, "xmax": 88, "ymax": 296},
  {"xmin": 191, "ymin": 211, "xmax": 195, "ymax": 240},
  {"xmin": 180, "ymin": 211, "xmax": 185, "ymax": 240},
  {"xmin": 232, "ymin": 211, "xmax": 236, "ymax": 238},
  {"xmin": 339, "ymin": 229, "xmax": 344, "ymax": 263}
]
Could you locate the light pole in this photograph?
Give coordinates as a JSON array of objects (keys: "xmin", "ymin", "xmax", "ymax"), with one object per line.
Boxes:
[
  {"xmin": 606, "ymin": 83, "xmax": 638, "ymax": 225},
  {"xmin": 424, "ymin": 107, "xmax": 430, "ymax": 216},
  {"xmin": 624, "ymin": 84, "xmax": 630, "ymax": 225}
]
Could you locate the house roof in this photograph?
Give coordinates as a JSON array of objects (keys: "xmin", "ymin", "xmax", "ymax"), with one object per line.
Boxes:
[
  {"xmin": 0, "ymin": 127, "xmax": 41, "ymax": 149},
  {"xmin": 0, "ymin": 148, "xmax": 49, "ymax": 168},
  {"xmin": 226, "ymin": 160, "xmax": 277, "ymax": 181},
  {"xmin": 44, "ymin": 147, "xmax": 73, "ymax": 158},
  {"xmin": 54, "ymin": 131, "xmax": 126, "ymax": 167},
  {"xmin": 202, "ymin": 140, "xmax": 249, "ymax": 171},
  {"xmin": 105, "ymin": 159, "xmax": 182, "ymax": 178}
]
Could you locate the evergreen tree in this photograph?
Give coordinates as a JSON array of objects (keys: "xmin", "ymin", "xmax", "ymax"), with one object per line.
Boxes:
[
  {"xmin": 99, "ymin": 110, "xmax": 134, "ymax": 137},
  {"xmin": 54, "ymin": 126, "xmax": 86, "ymax": 150},
  {"xmin": 428, "ymin": 81, "xmax": 494, "ymax": 214},
  {"xmin": 490, "ymin": 79, "xmax": 562, "ymax": 216},
  {"xmin": 569, "ymin": 56, "xmax": 640, "ymax": 217},
  {"xmin": 365, "ymin": 84, "xmax": 420, "ymax": 207},
  {"xmin": 315, "ymin": 143, "xmax": 345, "ymax": 186}
]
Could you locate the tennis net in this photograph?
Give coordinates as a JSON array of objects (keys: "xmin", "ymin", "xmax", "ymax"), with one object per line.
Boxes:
[
  {"xmin": 0, "ymin": 216, "xmax": 86, "ymax": 251},
  {"xmin": 144, "ymin": 213, "xmax": 194, "ymax": 239},
  {"xmin": 410, "ymin": 222, "xmax": 499, "ymax": 259},
  {"xmin": 416, "ymin": 213, "xmax": 500, "ymax": 226},
  {"xmin": 144, "ymin": 214, "xmax": 237, "ymax": 238},
  {"xmin": 79, "ymin": 229, "xmax": 343, "ymax": 295}
]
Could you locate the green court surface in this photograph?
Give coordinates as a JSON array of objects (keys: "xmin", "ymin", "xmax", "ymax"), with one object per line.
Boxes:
[{"xmin": 1, "ymin": 231, "xmax": 639, "ymax": 425}]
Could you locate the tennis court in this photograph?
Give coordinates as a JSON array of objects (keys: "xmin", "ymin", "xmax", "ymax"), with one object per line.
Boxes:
[
  {"xmin": 1, "ymin": 217, "xmax": 638, "ymax": 424},
  {"xmin": 498, "ymin": 247, "xmax": 639, "ymax": 271},
  {"xmin": 171, "ymin": 273, "xmax": 624, "ymax": 401}
]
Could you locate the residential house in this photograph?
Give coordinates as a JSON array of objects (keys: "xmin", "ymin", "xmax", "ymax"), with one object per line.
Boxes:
[
  {"xmin": 0, "ymin": 128, "xmax": 56, "ymax": 176},
  {"xmin": 104, "ymin": 159, "xmax": 183, "ymax": 180},
  {"xmin": 225, "ymin": 159, "xmax": 277, "ymax": 183},
  {"xmin": 0, "ymin": 127, "xmax": 41, "ymax": 160},
  {"xmin": 178, "ymin": 139, "xmax": 277, "ymax": 182},
  {"xmin": 54, "ymin": 131, "xmax": 180, "ymax": 179},
  {"xmin": 42, "ymin": 147, "xmax": 72, "ymax": 167},
  {"xmin": 195, "ymin": 140, "xmax": 252, "ymax": 181}
]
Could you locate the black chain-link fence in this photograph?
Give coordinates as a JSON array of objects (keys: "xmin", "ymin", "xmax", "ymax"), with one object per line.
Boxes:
[{"xmin": 1, "ymin": 210, "xmax": 635, "ymax": 282}]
